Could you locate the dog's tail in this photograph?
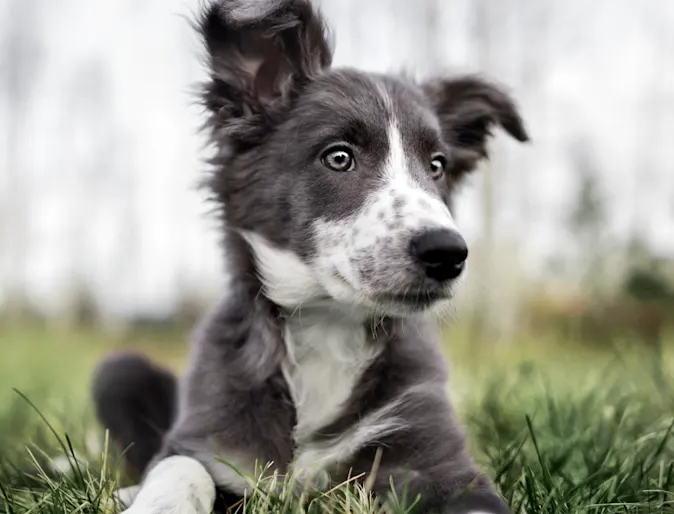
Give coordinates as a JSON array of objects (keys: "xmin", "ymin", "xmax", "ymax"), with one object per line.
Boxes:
[{"xmin": 92, "ymin": 352, "xmax": 177, "ymax": 479}]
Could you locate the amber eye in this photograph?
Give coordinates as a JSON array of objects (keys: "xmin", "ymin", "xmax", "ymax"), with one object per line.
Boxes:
[
  {"xmin": 321, "ymin": 146, "xmax": 355, "ymax": 172},
  {"xmin": 430, "ymin": 153, "xmax": 447, "ymax": 180}
]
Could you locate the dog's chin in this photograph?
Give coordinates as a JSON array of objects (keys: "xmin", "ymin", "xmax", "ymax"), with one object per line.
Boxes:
[
  {"xmin": 367, "ymin": 290, "xmax": 453, "ymax": 317},
  {"xmin": 321, "ymin": 274, "xmax": 452, "ymax": 319}
]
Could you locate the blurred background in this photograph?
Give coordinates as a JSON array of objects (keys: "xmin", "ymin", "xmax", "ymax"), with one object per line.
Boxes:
[
  {"xmin": 0, "ymin": 0, "xmax": 673, "ymax": 490},
  {"xmin": 2, "ymin": 0, "xmax": 674, "ymax": 333}
]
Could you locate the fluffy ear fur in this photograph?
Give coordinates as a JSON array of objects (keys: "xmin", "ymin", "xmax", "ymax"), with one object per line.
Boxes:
[
  {"xmin": 423, "ymin": 76, "xmax": 529, "ymax": 184},
  {"xmin": 198, "ymin": 0, "xmax": 333, "ymax": 148}
]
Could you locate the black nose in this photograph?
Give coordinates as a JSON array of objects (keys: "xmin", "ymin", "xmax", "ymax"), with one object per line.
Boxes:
[{"xmin": 410, "ymin": 228, "xmax": 468, "ymax": 282}]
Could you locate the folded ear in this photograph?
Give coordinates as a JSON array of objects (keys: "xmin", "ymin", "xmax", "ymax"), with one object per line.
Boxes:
[
  {"xmin": 198, "ymin": 0, "xmax": 333, "ymax": 145},
  {"xmin": 423, "ymin": 76, "xmax": 529, "ymax": 183}
]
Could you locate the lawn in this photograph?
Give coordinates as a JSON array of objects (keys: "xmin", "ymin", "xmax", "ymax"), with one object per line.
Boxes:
[{"xmin": 0, "ymin": 322, "xmax": 672, "ymax": 513}]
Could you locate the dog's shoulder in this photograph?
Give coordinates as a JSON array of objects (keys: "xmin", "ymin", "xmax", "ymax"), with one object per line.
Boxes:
[{"xmin": 186, "ymin": 280, "xmax": 286, "ymax": 387}]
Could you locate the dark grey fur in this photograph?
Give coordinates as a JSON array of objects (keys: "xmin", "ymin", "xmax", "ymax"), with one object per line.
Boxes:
[{"xmin": 92, "ymin": 1, "xmax": 528, "ymax": 513}]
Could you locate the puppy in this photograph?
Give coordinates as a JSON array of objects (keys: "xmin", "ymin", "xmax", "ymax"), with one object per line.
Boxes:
[{"xmin": 93, "ymin": 1, "xmax": 528, "ymax": 512}]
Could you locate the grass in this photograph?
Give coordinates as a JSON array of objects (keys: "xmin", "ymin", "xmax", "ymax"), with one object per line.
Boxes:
[{"xmin": 0, "ymin": 322, "xmax": 673, "ymax": 513}]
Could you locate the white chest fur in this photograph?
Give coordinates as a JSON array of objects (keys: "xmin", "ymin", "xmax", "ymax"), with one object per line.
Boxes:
[{"xmin": 281, "ymin": 313, "xmax": 382, "ymax": 445}]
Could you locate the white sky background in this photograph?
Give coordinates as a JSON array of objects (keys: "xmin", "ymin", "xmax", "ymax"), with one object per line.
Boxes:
[{"xmin": 1, "ymin": 0, "xmax": 673, "ymax": 320}]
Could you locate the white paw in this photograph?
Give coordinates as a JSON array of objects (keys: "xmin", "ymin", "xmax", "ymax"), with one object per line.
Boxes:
[{"xmin": 121, "ymin": 456, "xmax": 216, "ymax": 514}]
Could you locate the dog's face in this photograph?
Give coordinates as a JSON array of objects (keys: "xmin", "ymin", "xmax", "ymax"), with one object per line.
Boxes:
[{"xmin": 201, "ymin": 0, "xmax": 528, "ymax": 317}]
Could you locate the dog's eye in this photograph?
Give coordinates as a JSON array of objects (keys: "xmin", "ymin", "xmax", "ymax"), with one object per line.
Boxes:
[
  {"xmin": 429, "ymin": 154, "xmax": 446, "ymax": 179},
  {"xmin": 321, "ymin": 147, "xmax": 355, "ymax": 172}
]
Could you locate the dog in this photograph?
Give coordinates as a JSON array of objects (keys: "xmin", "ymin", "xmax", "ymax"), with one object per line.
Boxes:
[{"xmin": 92, "ymin": 1, "xmax": 529, "ymax": 512}]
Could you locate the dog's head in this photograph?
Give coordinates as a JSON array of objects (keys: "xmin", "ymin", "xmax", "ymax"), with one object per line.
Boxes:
[{"xmin": 200, "ymin": 0, "xmax": 528, "ymax": 318}]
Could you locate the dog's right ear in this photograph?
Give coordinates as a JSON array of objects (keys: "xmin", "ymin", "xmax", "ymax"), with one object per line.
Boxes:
[{"xmin": 198, "ymin": 0, "xmax": 333, "ymax": 145}]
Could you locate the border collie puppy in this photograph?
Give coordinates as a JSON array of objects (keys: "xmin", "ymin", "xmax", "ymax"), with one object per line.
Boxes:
[{"xmin": 92, "ymin": 1, "xmax": 528, "ymax": 512}]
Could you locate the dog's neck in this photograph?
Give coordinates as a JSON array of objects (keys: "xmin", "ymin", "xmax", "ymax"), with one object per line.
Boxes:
[{"xmin": 279, "ymin": 305, "xmax": 385, "ymax": 444}]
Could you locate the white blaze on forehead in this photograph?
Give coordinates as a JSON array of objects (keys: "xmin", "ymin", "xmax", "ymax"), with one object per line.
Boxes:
[{"xmin": 379, "ymin": 114, "xmax": 458, "ymax": 233}]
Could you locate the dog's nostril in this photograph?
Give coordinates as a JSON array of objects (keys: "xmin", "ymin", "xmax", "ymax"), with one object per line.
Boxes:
[{"xmin": 410, "ymin": 229, "xmax": 468, "ymax": 282}]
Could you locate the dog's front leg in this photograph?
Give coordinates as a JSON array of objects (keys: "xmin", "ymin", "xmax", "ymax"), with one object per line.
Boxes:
[{"xmin": 120, "ymin": 455, "xmax": 216, "ymax": 514}]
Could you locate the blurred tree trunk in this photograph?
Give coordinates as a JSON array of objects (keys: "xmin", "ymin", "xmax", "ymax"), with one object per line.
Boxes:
[
  {"xmin": 60, "ymin": 60, "xmax": 111, "ymax": 327},
  {"xmin": 2, "ymin": 0, "xmax": 43, "ymax": 320},
  {"xmin": 470, "ymin": 0, "xmax": 495, "ymax": 341},
  {"xmin": 630, "ymin": 2, "xmax": 666, "ymax": 252}
]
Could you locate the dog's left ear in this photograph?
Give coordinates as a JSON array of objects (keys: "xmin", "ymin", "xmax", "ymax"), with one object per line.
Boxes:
[{"xmin": 423, "ymin": 76, "xmax": 529, "ymax": 184}]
